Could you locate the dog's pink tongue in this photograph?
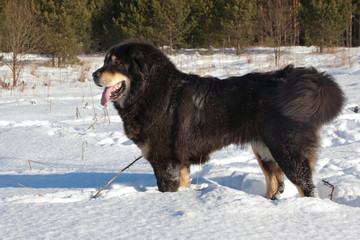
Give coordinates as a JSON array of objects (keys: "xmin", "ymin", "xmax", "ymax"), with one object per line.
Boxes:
[{"xmin": 101, "ymin": 87, "xmax": 112, "ymax": 106}]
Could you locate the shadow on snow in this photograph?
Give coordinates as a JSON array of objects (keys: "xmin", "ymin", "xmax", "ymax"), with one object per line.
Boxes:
[{"xmin": 0, "ymin": 172, "xmax": 157, "ymax": 192}]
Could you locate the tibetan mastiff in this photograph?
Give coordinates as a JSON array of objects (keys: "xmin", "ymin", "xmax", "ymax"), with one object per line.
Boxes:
[{"xmin": 93, "ymin": 41, "xmax": 344, "ymax": 199}]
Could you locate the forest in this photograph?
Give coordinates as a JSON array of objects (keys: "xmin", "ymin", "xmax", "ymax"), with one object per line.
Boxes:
[{"xmin": 0, "ymin": 0, "xmax": 359, "ymax": 66}]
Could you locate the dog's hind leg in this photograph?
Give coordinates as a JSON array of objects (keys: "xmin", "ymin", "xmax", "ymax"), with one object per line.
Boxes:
[
  {"xmin": 265, "ymin": 140, "xmax": 319, "ymax": 198},
  {"xmin": 252, "ymin": 141, "xmax": 284, "ymax": 200}
]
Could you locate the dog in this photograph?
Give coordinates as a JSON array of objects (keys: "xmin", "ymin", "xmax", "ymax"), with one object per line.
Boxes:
[{"xmin": 93, "ymin": 40, "xmax": 344, "ymax": 199}]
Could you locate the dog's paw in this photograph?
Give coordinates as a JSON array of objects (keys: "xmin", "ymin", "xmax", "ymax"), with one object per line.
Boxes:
[
  {"xmin": 271, "ymin": 191, "xmax": 281, "ymax": 200},
  {"xmin": 157, "ymin": 179, "xmax": 180, "ymax": 192}
]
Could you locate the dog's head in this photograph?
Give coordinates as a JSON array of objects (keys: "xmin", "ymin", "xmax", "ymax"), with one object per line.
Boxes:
[{"xmin": 93, "ymin": 41, "xmax": 172, "ymax": 109}]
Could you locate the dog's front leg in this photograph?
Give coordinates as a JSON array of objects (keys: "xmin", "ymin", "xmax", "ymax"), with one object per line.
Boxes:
[{"xmin": 151, "ymin": 160, "xmax": 181, "ymax": 192}]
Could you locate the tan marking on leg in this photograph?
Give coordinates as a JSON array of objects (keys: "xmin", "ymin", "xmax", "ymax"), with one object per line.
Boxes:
[
  {"xmin": 295, "ymin": 185, "xmax": 305, "ymax": 197},
  {"xmin": 139, "ymin": 139, "xmax": 151, "ymax": 159},
  {"xmin": 304, "ymin": 150, "xmax": 318, "ymax": 171},
  {"xmin": 275, "ymin": 168, "xmax": 284, "ymax": 190},
  {"xmin": 252, "ymin": 141, "xmax": 283, "ymax": 199},
  {"xmin": 307, "ymin": 129, "xmax": 320, "ymax": 171},
  {"xmin": 179, "ymin": 164, "xmax": 191, "ymax": 187},
  {"xmin": 253, "ymin": 151, "xmax": 279, "ymax": 199}
]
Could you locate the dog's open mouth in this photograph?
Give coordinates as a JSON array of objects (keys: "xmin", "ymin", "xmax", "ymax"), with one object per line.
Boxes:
[{"xmin": 101, "ymin": 81, "xmax": 126, "ymax": 106}]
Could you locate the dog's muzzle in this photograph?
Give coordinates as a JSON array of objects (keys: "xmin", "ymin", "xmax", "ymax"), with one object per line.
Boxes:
[{"xmin": 92, "ymin": 70, "xmax": 103, "ymax": 87}]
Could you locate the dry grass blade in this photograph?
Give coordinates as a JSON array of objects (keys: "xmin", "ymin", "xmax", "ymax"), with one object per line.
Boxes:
[
  {"xmin": 76, "ymin": 107, "xmax": 81, "ymax": 118},
  {"xmin": 28, "ymin": 159, "xmax": 57, "ymax": 169},
  {"xmin": 89, "ymin": 82, "xmax": 97, "ymax": 119},
  {"xmin": 87, "ymin": 115, "xmax": 103, "ymax": 130},
  {"xmin": 93, "ymin": 155, "xmax": 143, "ymax": 199},
  {"xmin": 103, "ymin": 106, "xmax": 111, "ymax": 123},
  {"xmin": 18, "ymin": 183, "xmax": 44, "ymax": 197},
  {"xmin": 82, "ymin": 140, "xmax": 88, "ymax": 161},
  {"xmin": 322, "ymin": 179, "xmax": 335, "ymax": 201}
]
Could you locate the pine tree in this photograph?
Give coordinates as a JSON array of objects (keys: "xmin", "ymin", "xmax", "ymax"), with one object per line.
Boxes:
[
  {"xmin": 352, "ymin": 0, "xmax": 360, "ymax": 46},
  {"xmin": 188, "ymin": 0, "xmax": 225, "ymax": 50},
  {"xmin": 300, "ymin": 0, "xmax": 352, "ymax": 51},
  {"xmin": 224, "ymin": 0, "xmax": 256, "ymax": 54},
  {"xmin": 0, "ymin": 0, "xmax": 4, "ymax": 59},
  {"xmin": 152, "ymin": 0, "xmax": 192, "ymax": 53},
  {"xmin": 0, "ymin": 0, "xmax": 6, "ymax": 39},
  {"xmin": 91, "ymin": 0, "xmax": 125, "ymax": 50},
  {"xmin": 117, "ymin": 0, "xmax": 156, "ymax": 42},
  {"xmin": 35, "ymin": 0, "xmax": 94, "ymax": 66}
]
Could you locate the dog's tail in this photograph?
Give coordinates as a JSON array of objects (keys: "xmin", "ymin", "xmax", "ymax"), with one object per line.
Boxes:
[{"xmin": 276, "ymin": 65, "xmax": 345, "ymax": 127}]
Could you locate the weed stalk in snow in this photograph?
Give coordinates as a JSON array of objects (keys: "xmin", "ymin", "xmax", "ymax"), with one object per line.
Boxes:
[
  {"xmin": 82, "ymin": 141, "xmax": 88, "ymax": 161},
  {"xmin": 28, "ymin": 159, "xmax": 57, "ymax": 169},
  {"xmin": 76, "ymin": 107, "xmax": 81, "ymax": 118},
  {"xmin": 89, "ymin": 82, "xmax": 97, "ymax": 120},
  {"xmin": 322, "ymin": 180, "xmax": 335, "ymax": 201},
  {"xmin": 18, "ymin": 183, "xmax": 44, "ymax": 197},
  {"xmin": 93, "ymin": 155, "xmax": 143, "ymax": 199}
]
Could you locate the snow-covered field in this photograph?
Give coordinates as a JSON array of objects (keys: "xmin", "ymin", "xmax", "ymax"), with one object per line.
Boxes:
[{"xmin": 1, "ymin": 47, "xmax": 360, "ymax": 239}]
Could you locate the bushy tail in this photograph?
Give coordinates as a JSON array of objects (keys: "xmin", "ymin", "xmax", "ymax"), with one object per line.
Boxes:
[{"xmin": 276, "ymin": 65, "xmax": 345, "ymax": 127}]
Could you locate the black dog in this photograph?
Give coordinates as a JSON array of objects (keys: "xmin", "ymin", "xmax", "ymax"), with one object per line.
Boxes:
[{"xmin": 93, "ymin": 41, "xmax": 344, "ymax": 199}]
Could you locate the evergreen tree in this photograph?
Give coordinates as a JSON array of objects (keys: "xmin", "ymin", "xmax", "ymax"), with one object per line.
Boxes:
[
  {"xmin": 91, "ymin": 0, "xmax": 126, "ymax": 50},
  {"xmin": 152, "ymin": 0, "xmax": 192, "ymax": 53},
  {"xmin": 0, "ymin": 0, "xmax": 6, "ymax": 40},
  {"xmin": 300, "ymin": 0, "xmax": 353, "ymax": 51},
  {"xmin": 188, "ymin": 0, "xmax": 225, "ymax": 50},
  {"xmin": 224, "ymin": 0, "xmax": 256, "ymax": 54},
  {"xmin": 35, "ymin": 0, "xmax": 94, "ymax": 66},
  {"xmin": 117, "ymin": 0, "xmax": 156, "ymax": 43},
  {"xmin": 352, "ymin": 0, "xmax": 360, "ymax": 46}
]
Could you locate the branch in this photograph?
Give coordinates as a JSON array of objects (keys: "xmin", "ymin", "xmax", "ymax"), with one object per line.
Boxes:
[
  {"xmin": 28, "ymin": 159, "xmax": 57, "ymax": 169},
  {"xmin": 92, "ymin": 155, "xmax": 143, "ymax": 199},
  {"xmin": 18, "ymin": 183, "xmax": 44, "ymax": 197},
  {"xmin": 322, "ymin": 180, "xmax": 335, "ymax": 201}
]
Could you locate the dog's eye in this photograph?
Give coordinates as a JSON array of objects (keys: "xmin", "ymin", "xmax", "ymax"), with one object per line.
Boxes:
[{"xmin": 115, "ymin": 60, "xmax": 121, "ymax": 65}]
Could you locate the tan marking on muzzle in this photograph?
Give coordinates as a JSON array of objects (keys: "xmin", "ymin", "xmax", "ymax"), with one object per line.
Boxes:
[{"xmin": 100, "ymin": 71, "xmax": 130, "ymax": 87}]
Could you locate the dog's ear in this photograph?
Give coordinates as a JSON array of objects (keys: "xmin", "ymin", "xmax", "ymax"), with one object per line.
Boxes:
[{"xmin": 129, "ymin": 46, "xmax": 148, "ymax": 76}]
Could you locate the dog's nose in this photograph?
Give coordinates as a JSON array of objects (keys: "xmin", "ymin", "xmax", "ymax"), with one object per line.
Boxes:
[
  {"xmin": 92, "ymin": 71, "xmax": 101, "ymax": 79},
  {"xmin": 92, "ymin": 70, "xmax": 103, "ymax": 87}
]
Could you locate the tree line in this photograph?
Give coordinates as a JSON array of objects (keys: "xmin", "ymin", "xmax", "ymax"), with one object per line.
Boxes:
[
  {"xmin": 92, "ymin": 0, "xmax": 359, "ymax": 54},
  {"xmin": 0, "ymin": 0, "xmax": 359, "ymax": 71}
]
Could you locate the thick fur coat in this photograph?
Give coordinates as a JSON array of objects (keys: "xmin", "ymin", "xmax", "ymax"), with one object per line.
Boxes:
[{"xmin": 93, "ymin": 41, "xmax": 344, "ymax": 199}]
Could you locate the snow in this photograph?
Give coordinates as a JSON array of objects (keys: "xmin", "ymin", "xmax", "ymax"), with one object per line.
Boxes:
[{"xmin": 1, "ymin": 46, "xmax": 360, "ymax": 239}]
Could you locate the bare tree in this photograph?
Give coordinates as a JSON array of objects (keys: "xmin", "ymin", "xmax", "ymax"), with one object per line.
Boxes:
[
  {"xmin": 1, "ymin": 0, "xmax": 44, "ymax": 87},
  {"xmin": 257, "ymin": 0, "xmax": 300, "ymax": 66}
]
